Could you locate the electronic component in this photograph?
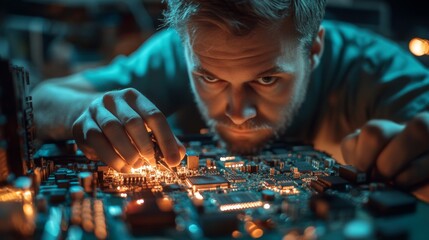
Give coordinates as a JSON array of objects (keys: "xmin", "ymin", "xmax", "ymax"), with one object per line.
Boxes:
[
  {"xmin": 213, "ymin": 192, "xmax": 262, "ymax": 211},
  {"xmin": 124, "ymin": 191, "xmax": 176, "ymax": 234},
  {"xmin": 339, "ymin": 165, "xmax": 367, "ymax": 183},
  {"xmin": 317, "ymin": 175, "xmax": 349, "ymax": 191},
  {"xmin": 367, "ymin": 190, "xmax": 417, "ymax": 216},
  {"xmin": 0, "ymin": 60, "xmax": 33, "ymax": 182},
  {"xmin": 186, "ymin": 175, "xmax": 229, "ymax": 191},
  {"xmin": 187, "ymin": 152, "xmax": 200, "ymax": 170}
]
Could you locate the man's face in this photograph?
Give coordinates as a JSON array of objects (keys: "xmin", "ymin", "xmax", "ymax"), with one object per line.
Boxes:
[{"xmin": 184, "ymin": 23, "xmax": 317, "ymax": 154}]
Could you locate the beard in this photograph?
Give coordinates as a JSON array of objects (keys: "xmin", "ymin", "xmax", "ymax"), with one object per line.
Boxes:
[{"xmin": 190, "ymin": 80, "xmax": 309, "ymax": 155}]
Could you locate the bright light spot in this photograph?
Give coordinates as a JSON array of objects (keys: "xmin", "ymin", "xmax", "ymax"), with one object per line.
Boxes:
[
  {"xmin": 136, "ymin": 199, "xmax": 144, "ymax": 205},
  {"xmin": 188, "ymin": 224, "xmax": 199, "ymax": 234},
  {"xmin": 194, "ymin": 192, "xmax": 204, "ymax": 200},
  {"xmin": 107, "ymin": 206, "xmax": 122, "ymax": 217},
  {"xmin": 116, "ymin": 186, "xmax": 121, "ymax": 190},
  {"xmin": 23, "ymin": 190, "xmax": 32, "ymax": 202},
  {"xmin": 232, "ymin": 230, "xmax": 242, "ymax": 238},
  {"xmin": 250, "ymin": 228, "xmax": 264, "ymax": 238},
  {"xmin": 344, "ymin": 219, "xmax": 373, "ymax": 239},
  {"xmin": 220, "ymin": 156, "xmax": 236, "ymax": 161},
  {"xmin": 263, "ymin": 203, "xmax": 271, "ymax": 209},
  {"xmin": 120, "ymin": 193, "xmax": 127, "ymax": 198},
  {"xmin": 409, "ymin": 38, "xmax": 429, "ymax": 56},
  {"xmin": 23, "ymin": 203, "xmax": 34, "ymax": 217}
]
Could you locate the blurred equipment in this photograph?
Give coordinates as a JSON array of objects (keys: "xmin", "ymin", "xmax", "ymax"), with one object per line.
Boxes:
[
  {"xmin": 0, "ymin": 59, "xmax": 34, "ymax": 182},
  {"xmin": 1, "ymin": 0, "xmax": 164, "ymax": 80},
  {"xmin": 0, "ymin": 59, "xmax": 36, "ymax": 237}
]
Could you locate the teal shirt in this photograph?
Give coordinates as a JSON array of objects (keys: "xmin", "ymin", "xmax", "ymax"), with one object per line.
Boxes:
[{"xmin": 83, "ymin": 21, "xmax": 429, "ymax": 149}]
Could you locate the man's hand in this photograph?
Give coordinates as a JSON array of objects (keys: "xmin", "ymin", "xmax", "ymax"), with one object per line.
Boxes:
[
  {"xmin": 72, "ymin": 88, "xmax": 186, "ymax": 172},
  {"xmin": 341, "ymin": 112, "xmax": 429, "ymax": 202}
]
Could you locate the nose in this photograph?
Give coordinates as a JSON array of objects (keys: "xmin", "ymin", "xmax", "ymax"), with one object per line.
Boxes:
[{"xmin": 225, "ymin": 87, "xmax": 256, "ymax": 125}]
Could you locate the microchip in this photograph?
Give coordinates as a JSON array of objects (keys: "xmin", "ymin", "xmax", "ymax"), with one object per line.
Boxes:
[
  {"xmin": 161, "ymin": 183, "xmax": 182, "ymax": 192},
  {"xmin": 213, "ymin": 192, "xmax": 262, "ymax": 211},
  {"xmin": 227, "ymin": 175, "xmax": 246, "ymax": 183},
  {"xmin": 318, "ymin": 176, "xmax": 349, "ymax": 191},
  {"xmin": 186, "ymin": 175, "xmax": 229, "ymax": 191},
  {"xmin": 279, "ymin": 182, "xmax": 295, "ymax": 190},
  {"xmin": 293, "ymin": 161, "xmax": 315, "ymax": 173},
  {"xmin": 264, "ymin": 180, "xmax": 276, "ymax": 187},
  {"xmin": 339, "ymin": 165, "xmax": 367, "ymax": 183}
]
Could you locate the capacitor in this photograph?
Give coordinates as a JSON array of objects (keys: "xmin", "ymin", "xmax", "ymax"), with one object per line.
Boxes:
[
  {"xmin": 187, "ymin": 153, "xmax": 199, "ymax": 170},
  {"xmin": 78, "ymin": 172, "xmax": 93, "ymax": 193},
  {"xmin": 261, "ymin": 189, "xmax": 275, "ymax": 202}
]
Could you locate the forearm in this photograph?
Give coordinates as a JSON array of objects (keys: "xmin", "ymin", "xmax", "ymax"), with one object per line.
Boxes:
[{"xmin": 32, "ymin": 76, "xmax": 101, "ymax": 140}]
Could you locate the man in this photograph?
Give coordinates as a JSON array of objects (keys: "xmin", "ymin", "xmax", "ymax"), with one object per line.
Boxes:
[{"xmin": 31, "ymin": 0, "xmax": 429, "ymax": 201}]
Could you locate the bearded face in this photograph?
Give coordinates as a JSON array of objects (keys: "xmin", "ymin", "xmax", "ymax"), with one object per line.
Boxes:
[{"xmin": 184, "ymin": 23, "xmax": 323, "ymax": 154}]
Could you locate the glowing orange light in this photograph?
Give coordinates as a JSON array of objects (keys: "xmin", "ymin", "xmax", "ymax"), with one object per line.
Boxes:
[
  {"xmin": 136, "ymin": 199, "xmax": 144, "ymax": 205},
  {"xmin": 409, "ymin": 38, "xmax": 429, "ymax": 56},
  {"xmin": 232, "ymin": 230, "xmax": 242, "ymax": 238},
  {"xmin": 194, "ymin": 192, "xmax": 204, "ymax": 200},
  {"xmin": 23, "ymin": 203, "xmax": 34, "ymax": 217},
  {"xmin": 250, "ymin": 228, "xmax": 264, "ymax": 239}
]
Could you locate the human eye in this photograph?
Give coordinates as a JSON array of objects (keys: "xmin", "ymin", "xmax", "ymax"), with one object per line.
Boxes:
[
  {"xmin": 255, "ymin": 76, "xmax": 279, "ymax": 86},
  {"xmin": 198, "ymin": 74, "xmax": 220, "ymax": 83}
]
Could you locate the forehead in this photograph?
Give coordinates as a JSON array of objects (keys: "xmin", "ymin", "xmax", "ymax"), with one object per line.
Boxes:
[{"xmin": 186, "ymin": 22, "xmax": 301, "ymax": 69}]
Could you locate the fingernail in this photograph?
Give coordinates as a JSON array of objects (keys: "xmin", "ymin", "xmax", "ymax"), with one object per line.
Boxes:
[
  {"xmin": 168, "ymin": 153, "xmax": 181, "ymax": 167},
  {"xmin": 133, "ymin": 159, "xmax": 144, "ymax": 169},
  {"xmin": 120, "ymin": 165, "xmax": 132, "ymax": 173}
]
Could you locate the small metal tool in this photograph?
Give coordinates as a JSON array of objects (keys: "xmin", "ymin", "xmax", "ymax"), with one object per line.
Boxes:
[{"xmin": 149, "ymin": 132, "xmax": 178, "ymax": 175}]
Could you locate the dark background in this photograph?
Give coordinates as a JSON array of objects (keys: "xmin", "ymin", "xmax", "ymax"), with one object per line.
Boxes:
[{"xmin": 0, "ymin": 0, "xmax": 428, "ymax": 85}]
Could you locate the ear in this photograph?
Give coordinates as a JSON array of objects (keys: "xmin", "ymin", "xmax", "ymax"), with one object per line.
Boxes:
[{"xmin": 310, "ymin": 26, "xmax": 325, "ymax": 71}]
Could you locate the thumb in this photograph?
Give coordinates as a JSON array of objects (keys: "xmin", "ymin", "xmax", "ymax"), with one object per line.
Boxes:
[{"xmin": 341, "ymin": 129, "xmax": 361, "ymax": 165}]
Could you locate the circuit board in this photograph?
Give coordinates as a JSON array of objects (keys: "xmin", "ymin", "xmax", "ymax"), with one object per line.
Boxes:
[
  {"xmin": 2, "ymin": 60, "xmax": 428, "ymax": 240},
  {"xmin": 30, "ymin": 137, "xmax": 429, "ymax": 240}
]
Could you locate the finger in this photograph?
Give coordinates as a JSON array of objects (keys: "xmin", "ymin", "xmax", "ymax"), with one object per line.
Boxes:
[
  {"xmin": 377, "ymin": 112, "xmax": 429, "ymax": 178},
  {"xmin": 354, "ymin": 120, "xmax": 403, "ymax": 172},
  {"xmin": 75, "ymin": 114, "xmax": 131, "ymax": 172},
  {"xmin": 128, "ymin": 91, "xmax": 182, "ymax": 166},
  {"xmin": 92, "ymin": 96, "xmax": 140, "ymax": 166},
  {"xmin": 176, "ymin": 135, "xmax": 187, "ymax": 162},
  {"xmin": 341, "ymin": 128, "xmax": 360, "ymax": 166},
  {"xmin": 341, "ymin": 120, "xmax": 402, "ymax": 172},
  {"xmin": 394, "ymin": 151, "xmax": 429, "ymax": 189},
  {"xmin": 412, "ymin": 182, "xmax": 429, "ymax": 203},
  {"xmin": 112, "ymin": 99, "xmax": 156, "ymax": 167},
  {"xmin": 72, "ymin": 114, "xmax": 99, "ymax": 161}
]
